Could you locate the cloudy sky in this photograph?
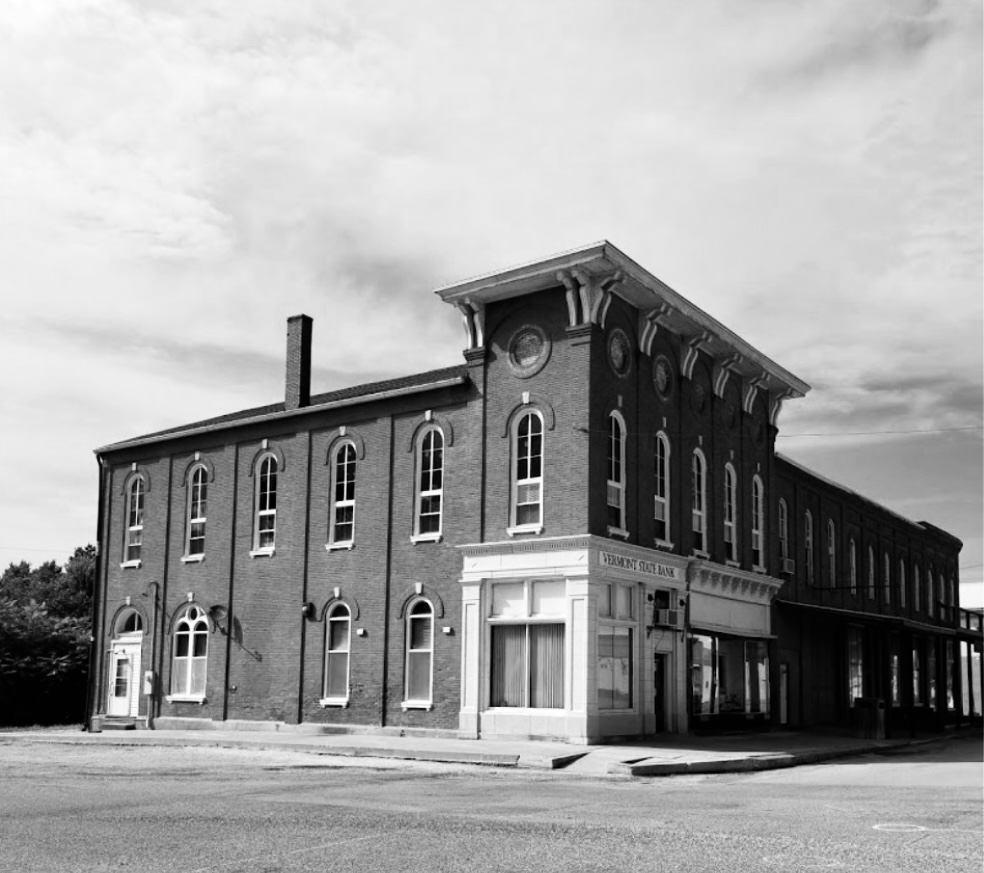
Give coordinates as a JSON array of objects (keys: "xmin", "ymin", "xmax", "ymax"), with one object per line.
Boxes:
[{"xmin": 1, "ymin": 0, "xmax": 981, "ymax": 604}]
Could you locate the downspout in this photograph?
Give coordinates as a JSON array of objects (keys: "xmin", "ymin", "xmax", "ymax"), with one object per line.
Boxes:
[
  {"xmin": 84, "ymin": 456, "xmax": 108, "ymax": 731},
  {"xmin": 683, "ymin": 557, "xmax": 696, "ymax": 735},
  {"xmin": 155, "ymin": 457, "xmax": 174, "ymax": 728},
  {"xmin": 380, "ymin": 415, "xmax": 395, "ymax": 726},
  {"xmin": 222, "ymin": 444, "xmax": 240, "ymax": 723},
  {"xmin": 297, "ymin": 430, "xmax": 313, "ymax": 725}
]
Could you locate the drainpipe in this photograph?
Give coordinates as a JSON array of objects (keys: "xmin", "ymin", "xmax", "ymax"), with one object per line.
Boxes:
[{"xmin": 683, "ymin": 557, "xmax": 696, "ymax": 735}]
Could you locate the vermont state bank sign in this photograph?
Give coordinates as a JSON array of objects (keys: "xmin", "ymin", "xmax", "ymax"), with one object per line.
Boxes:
[{"xmin": 599, "ymin": 550, "xmax": 680, "ymax": 581}]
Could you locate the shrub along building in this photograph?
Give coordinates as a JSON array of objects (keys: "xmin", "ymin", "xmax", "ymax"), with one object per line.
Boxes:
[{"xmin": 87, "ymin": 242, "xmax": 980, "ymax": 741}]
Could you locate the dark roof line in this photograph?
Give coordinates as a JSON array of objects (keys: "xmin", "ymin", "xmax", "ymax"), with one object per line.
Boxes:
[{"xmin": 97, "ymin": 364, "xmax": 469, "ymax": 453}]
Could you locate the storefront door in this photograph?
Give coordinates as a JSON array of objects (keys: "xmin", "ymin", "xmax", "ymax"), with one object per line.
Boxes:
[
  {"xmin": 107, "ymin": 638, "xmax": 141, "ymax": 718},
  {"xmin": 653, "ymin": 653, "xmax": 666, "ymax": 732}
]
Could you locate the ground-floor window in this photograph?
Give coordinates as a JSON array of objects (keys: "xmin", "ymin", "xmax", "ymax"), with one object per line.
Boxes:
[
  {"xmin": 926, "ymin": 643, "xmax": 937, "ymax": 709},
  {"xmin": 598, "ymin": 626, "xmax": 633, "ymax": 710},
  {"xmin": 690, "ymin": 634, "xmax": 769, "ymax": 716},
  {"xmin": 912, "ymin": 642, "xmax": 922, "ymax": 706},
  {"xmin": 946, "ymin": 641, "xmax": 955, "ymax": 711},
  {"xmin": 889, "ymin": 636, "xmax": 900, "ymax": 706},
  {"xmin": 848, "ymin": 626, "xmax": 864, "ymax": 706},
  {"xmin": 490, "ymin": 623, "xmax": 564, "ymax": 708}
]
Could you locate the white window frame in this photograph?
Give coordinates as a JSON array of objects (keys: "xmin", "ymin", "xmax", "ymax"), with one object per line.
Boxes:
[
  {"xmin": 723, "ymin": 463, "xmax": 738, "ymax": 564},
  {"xmin": 654, "ymin": 432, "xmax": 671, "ymax": 547},
  {"xmin": 778, "ymin": 499, "xmax": 789, "ymax": 560},
  {"xmin": 867, "ymin": 546, "xmax": 875, "ymax": 599},
  {"xmin": 327, "ymin": 441, "xmax": 357, "ymax": 549},
  {"xmin": 606, "ymin": 412, "xmax": 628, "ymax": 538},
  {"xmin": 167, "ymin": 605, "xmax": 209, "ymax": 703},
  {"xmin": 848, "ymin": 538, "xmax": 857, "ymax": 595},
  {"xmin": 804, "ymin": 510, "xmax": 814, "ymax": 585},
  {"xmin": 751, "ymin": 475, "xmax": 765, "ymax": 571},
  {"xmin": 412, "ymin": 426, "xmax": 444, "ymax": 543},
  {"xmin": 183, "ymin": 464, "xmax": 207, "ymax": 562},
  {"xmin": 321, "ymin": 603, "xmax": 351, "ymax": 706},
  {"xmin": 122, "ymin": 475, "xmax": 144, "ymax": 568},
  {"xmin": 827, "ymin": 519, "xmax": 837, "ymax": 587},
  {"xmin": 250, "ymin": 453, "xmax": 278, "ymax": 557},
  {"xmin": 403, "ymin": 599, "xmax": 434, "ymax": 709},
  {"xmin": 508, "ymin": 410, "xmax": 544, "ymax": 535},
  {"xmin": 691, "ymin": 449, "xmax": 708, "ymax": 556}
]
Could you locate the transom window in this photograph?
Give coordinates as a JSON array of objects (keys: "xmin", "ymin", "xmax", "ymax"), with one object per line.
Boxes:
[
  {"xmin": 323, "ymin": 603, "xmax": 351, "ymax": 703},
  {"xmin": 124, "ymin": 476, "xmax": 144, "ymax": 564},
  {"xmin": 413, "ymin": 427, "xmax": 444, "ymax": 541},
  {"xmin": 170, "ymin": 606, "xmax": 208, "ymax": 699},
  {"xmin": 329, "ymin": 442, "xmax": 357, "ymax": 547},
  {"xmin": 404, "ymin": 599, "xmax": 434, "ymax": 706},
  {"xmin": 751, "ymin": 475, "xmax": 765, "ymax": 570},
  {"xmin": 511, "ymin": 411, "xmax": 543, "ymax": 532},
  {"xmin": 253, "ymin": 454, "xmax": 278, "ymax": 552},
  {"xmin": 692, "ymin": 450, "xmax": 707, "ymax": 554},
  {"xmin": 607, "ymin": 413, "xmax": 626, "ymax": 535},
  {"xmin": 723, "ymin": 464, "xmax": 738, "ymax": 562},
  {"xmin": 186, "ymin": 465, "xmax": 207, "ymax": 557},
  {"xmin": 115, "ymin": 609, "xmax": 143, "ymax": 635},
  {"xmin": 654, "ymin": 432, "xmax": 671, "ymax": 545}
]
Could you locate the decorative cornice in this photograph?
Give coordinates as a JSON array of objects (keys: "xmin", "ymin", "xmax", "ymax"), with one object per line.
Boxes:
[
  {"xmin": 691, "ymin": 561, "xmax": 784, "ymax": 605},
  {"xmin": 743, "ymin": 372, "xmax": 770, "ymax": 415},
  {"xmin": 639, "ymin": 302, "xmax": 672, "ymax": 357},
  {"xmin": 456, "ymin": 300, "xmax": 486, "ymax": 350},
  {"xmin": 712, "ymin": 353, "xmax": 743, "ymax": 398},
  {"xmin": 681, "ymin": 332, "xmax": 712, "ymax": 380}
]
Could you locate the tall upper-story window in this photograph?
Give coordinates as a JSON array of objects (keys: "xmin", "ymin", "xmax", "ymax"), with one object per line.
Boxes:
[
  {"xmin": 899, "ymin": 560, "xmax": 906, "ymax": 608},
  {"xmin": 654, "ymin": 432, "xmax": 671, "ymax": 546},
  {"xmin": 751, "ymin": 475, "xmax": 765, "ymax": 570},
  {"xmin": 914, "ymin": 564, "xmax": 921, "ymax": 612},
  {"xmin": 927, "ymin": 570, "xmax": 935, "ymax": 617},
  {"xmin": 827, "ymin": 520, "xmax": 837, "ymax": 587},
  {"xmin": 124, "ymin": 476, "xmax": 144, "ymax": 564},
  {"xmin": 883, "ymin": 553, "xmax": 891, "ymax": 605},
  {"xmin": 511, "ymin": 411, "xmax": 543, "ymax": 532},
  {"xmin": 253, "ymin": 454, "xmax": 278, "ymax": 553},
  {"xmin": 848, "ymin": 539, "xmax": 857, "ymax": 595},
  {"xmin": 804, "ymin": 510, "xmax": 814, "ymax": 585},
  {"xmin": 778, "ymin": 499, "xmax": 789, "ymax": 564},
  {"xmin": 867, "ymin": 546, "xmax": 875, "ymax": 599},
  {"xmin": 692, "ymin": 449, "xmax": 707, "ymax": 554},
  {"xmin": 329, "ymin": 442, "xmax": 357, "ymax": 547},
  {"xmin": 607, "ymin": 413, "xmax": 627, "ymax": 535},
  {"xmin": 723, "ymin": 464, "xmax": 738, "ymax": 563},
  {"xmin": 186, "ymin": 465, "xmax": 207, "ymax": 558},
  {"xmin": 413, "ymin": 427, "xmax": 444, "ymax": 541}
]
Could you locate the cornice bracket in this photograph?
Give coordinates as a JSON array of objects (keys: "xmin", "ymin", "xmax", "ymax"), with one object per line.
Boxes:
[
  {"xmin": 743, "ymin": 372, "xmax": 770, "ymax": 415},
  {"xmin": 712, "ymin": 352, "xmax": 743, "ymax": 398},
  {"xmin": 681, "ymin": 331, "xmax": 713, "ymax": 380},
  {"xmin": 456, "ymin": 300, "xmax": 486, "ymax": 350}
]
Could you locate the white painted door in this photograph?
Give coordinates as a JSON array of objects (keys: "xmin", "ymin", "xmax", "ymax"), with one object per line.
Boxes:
[{"xmin": 107, "ymin": 638, "xmax": 142, "ymax": 718}]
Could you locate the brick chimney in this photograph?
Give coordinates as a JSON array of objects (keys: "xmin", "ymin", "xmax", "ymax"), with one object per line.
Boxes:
[{"xmin": 285, "ymin": 315, "xmax": 312, "ymax": 410}]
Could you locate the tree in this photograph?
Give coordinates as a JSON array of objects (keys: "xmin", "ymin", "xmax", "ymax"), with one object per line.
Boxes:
[{"xmin": 0, "ymin": 546, "xmax": 95, "ymax": 726}]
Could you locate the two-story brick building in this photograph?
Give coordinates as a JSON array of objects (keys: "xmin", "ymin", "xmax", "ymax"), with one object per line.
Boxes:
[{"xmin": 87, "ymin": 241, "xmax": 975, "ymax": 741}]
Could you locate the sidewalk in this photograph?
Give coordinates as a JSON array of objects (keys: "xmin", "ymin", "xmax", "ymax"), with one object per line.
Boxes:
[{"xmin": 0, "ymin": 725, "xmax": 976, "ymax": 778}]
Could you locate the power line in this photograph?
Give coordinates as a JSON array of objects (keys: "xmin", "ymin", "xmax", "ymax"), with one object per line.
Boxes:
[{"xmin": 778, "ymin": 426, "xmax": 983, "ymax": 438}]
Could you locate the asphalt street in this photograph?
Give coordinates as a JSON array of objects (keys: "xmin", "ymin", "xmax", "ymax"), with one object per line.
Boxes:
[{"xmin": 0, "ymin": 735, "xmax": 980, "ymax": 872}]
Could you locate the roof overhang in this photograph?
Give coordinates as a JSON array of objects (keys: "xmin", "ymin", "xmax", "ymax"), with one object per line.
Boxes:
[{"xmin": 435, "ymin": 240, "xmax": 810, "ymax": 401}]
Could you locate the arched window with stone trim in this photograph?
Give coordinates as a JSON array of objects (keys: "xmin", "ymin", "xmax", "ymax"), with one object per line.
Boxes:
[
  {"xmin": 323, "ymin": 603, "xmax": 351, "ymax": 703},
  {"xmin": 827, "ymin": 520, "xmax": 837, "ymax": 587},
  {"xmin": 328, "ymin": 441, "xmax": 357, "ymax": 547},
  {"xmin": 804, "ymin": 510, "xmax": 814, "ymax": 585},
  {"xmin": 185, "ymin": 464, "xmax": 208, "ymax": 557},
  {"xmin": 751, "ymin": 475, "xmax": 765, "ymax": 570},
  {"xmin": 510, "ymin": 410, "xmax": 544, "ymax": 532},
  {"xmin": 413, "ymin": 427, "xmax": 444, "ymax": 541},
  {"xmin": 723, "ymin": 464, "xmax": 738, "ymax": 563},
  {"xmin": 169, "ymin": 605, "xmax": 209, "ymax": 700},
  {"xmin": 692, "ymin": 449, "xmax": 707, "ymax": 554},
  {"xmin": 253, "ymin": 453, "xmax": 278, "ymax": 553},
  {"xmin": 124, "ymin": 476, "xmax": 145, "ymax": 564},
  {"xmin": 607, "ymin": 412, "xmax": 627, "ymax": 535},
  {"xmin": 404, "ymin": 599, "xmax": 434, "ymax": 707},
  {"xmin": 654, "ymin": 432, "xmax": 671, "ymax": 546},
  {"xmin": 848, "ymin": 539, "xmax": 857, "ymax": 595}
]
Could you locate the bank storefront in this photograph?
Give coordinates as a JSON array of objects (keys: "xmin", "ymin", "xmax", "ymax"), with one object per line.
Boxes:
[{"xmin": 457, "ymin": 536, "xmax": 782, "ymax": 743}]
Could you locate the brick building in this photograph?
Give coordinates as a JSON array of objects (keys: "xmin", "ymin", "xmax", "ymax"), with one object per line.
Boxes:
[{"xmin": 87, "ymin": 241, "xmax": 977, "ymax": 741}]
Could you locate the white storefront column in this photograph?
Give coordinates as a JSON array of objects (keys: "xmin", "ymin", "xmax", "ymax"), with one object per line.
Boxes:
[{"xmin": 458, "ymin": 578, "xmax": 483, "ymax": 737}]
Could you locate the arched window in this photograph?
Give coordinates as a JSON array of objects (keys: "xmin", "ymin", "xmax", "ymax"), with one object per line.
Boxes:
[
  {"xmin": 914, "ymin": 564, "xmax": 921, "ymax": 612},
  {"xmin": 186, "ymin": 465, "xmax": 207, "ymax": 557},
  {"xmin": 804, "ymin": 510, "xmax": 814, "ymax": 585},
  {"xmin": 323, "ymin": 603, "xmax": 351, "ymax": 702},
  {"xmin": 848, "ymin": 539, "xmax": 857, "ymax": 595},
  {"xmin": 404, "ymin": 600, "xmax": 433, "ymax": 706},
  {"xmin": 827, "ymin": 520, "xmax": 837, "ymax": 587},
  {"xmin": 253, "ymin": 454, "xmax": 278, "ymax": 552},
  {"xmin": 170, "ymin": 606, "xmax": 208, "ymax": 699},
  {"xmin": 778, "ymin": 499, "xmax": 789, "ymax": 564},
  {"xmin": 511, "ymin": 411, "xmax": 544, "ymax": 532},
  {"xmin": 899, "ymin": 560, "xmax": 906, "ymax": 608},
  {"xmin": 115, "ymin": 609, "xmax": 143, "ymax": 635},
  {"xmin": 124, "ymin": 476, "xmax": 145, "ymax": 564},
  {"xmin": 329, "ymin": 442, "xmax": 357, "ymax": 547},
  {"xmin": 413, "ymin": 427, "xmax": 444, "ymax": 541},
  {"xmin": 751, "ymin": 475, "xmax": 765, "ymax": 570},
  {"xmin": 884, "ymin": 553, "xmax": 891, "ymax": 605},
  {"xmin": 867, "ymin": 546, "xmax": 875, "ymax": 598},
  {"xmin": 654, "ymin": 433, "xmax": 671, "ymax": 545},
  {"xmin": 607, "ymin": 413, "xmax": 626, "ymax": 534},
  {"xmin": 692, "ymin": 449, "xmax": 707, "ymax": 554},
  {"xmin": 723, "ymin": 464, "xmax": 738, "ymax": 563},
  {"xmin": 927, "ymin": 570, "xmax": 935, "ymax": 617}
]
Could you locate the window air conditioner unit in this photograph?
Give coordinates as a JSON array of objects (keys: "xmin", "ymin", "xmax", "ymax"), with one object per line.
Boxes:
[
  {"xmin": 782, "ymin": 557, "xmax": 795, "ymax": 575},
  {"xmin": 654, "ymin": 608, "xmax": 681, "ymax": 629}
]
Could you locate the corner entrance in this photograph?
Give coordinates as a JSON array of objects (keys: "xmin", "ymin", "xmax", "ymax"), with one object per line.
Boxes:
[{"xmin": 107, "ymin": 636, "xmax": 142, "ymax": 718}]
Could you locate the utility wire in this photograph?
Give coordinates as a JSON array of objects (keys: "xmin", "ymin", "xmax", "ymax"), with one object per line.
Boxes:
[{"xmin": 778, "ymin": 426, "xmax": 982, "ymax": 438}]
